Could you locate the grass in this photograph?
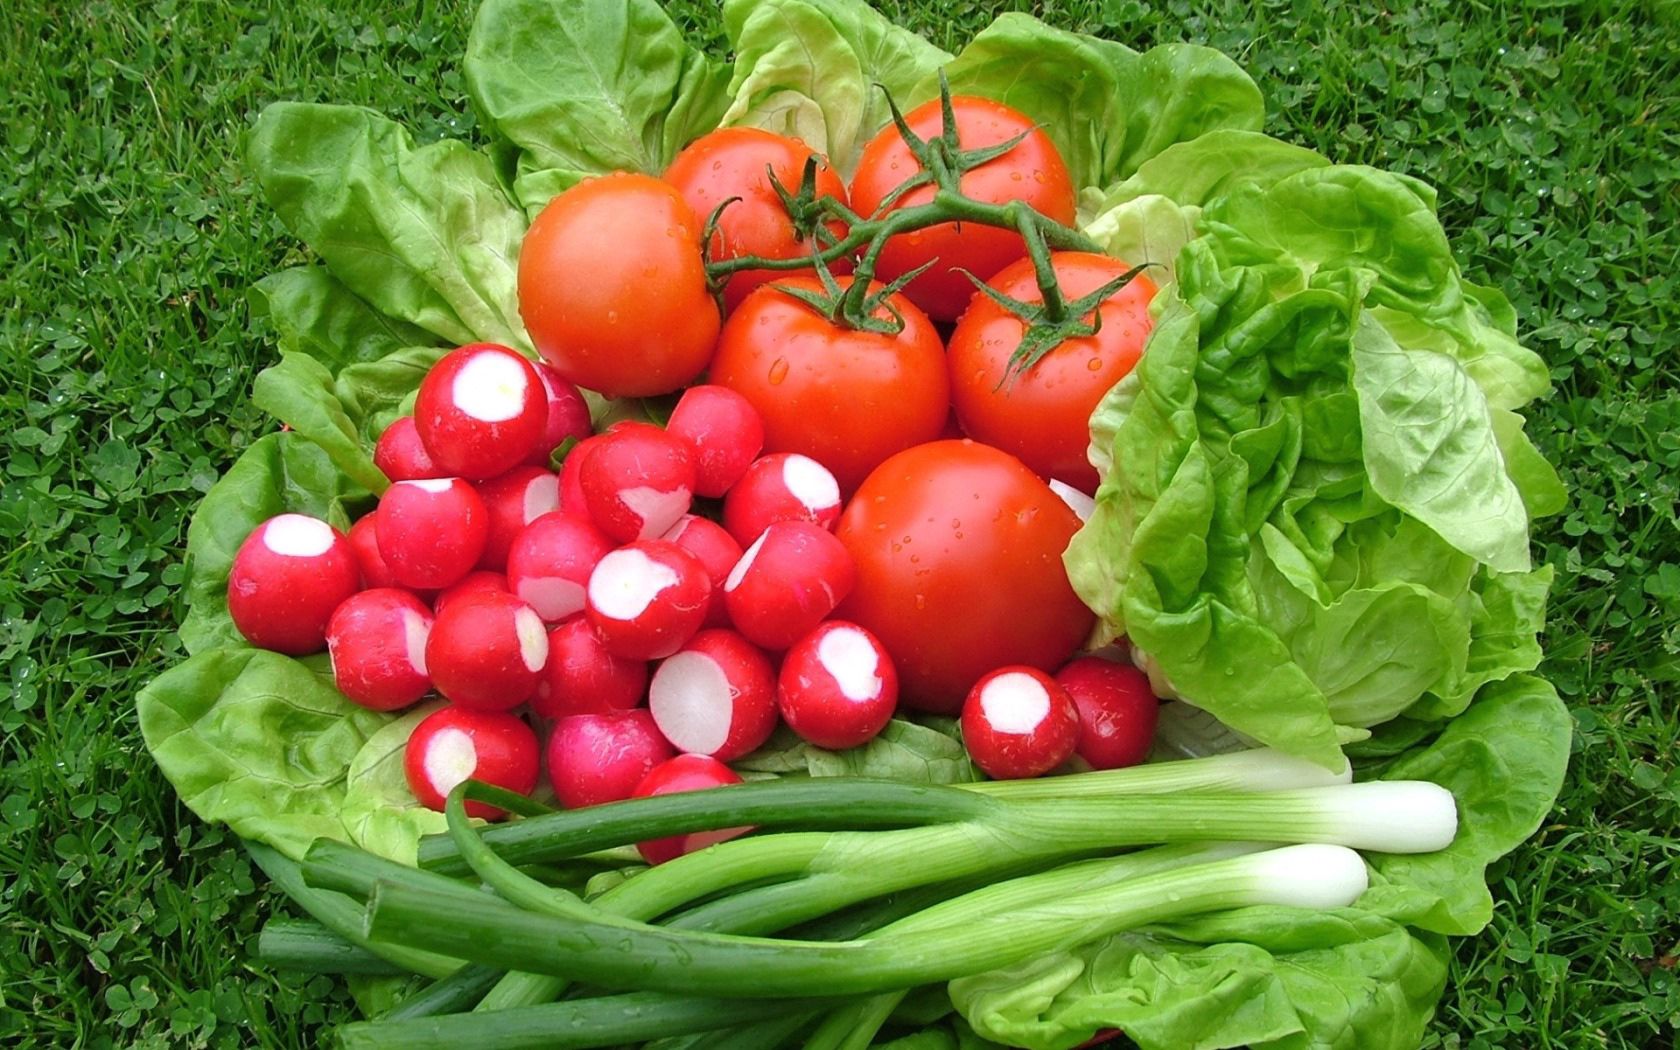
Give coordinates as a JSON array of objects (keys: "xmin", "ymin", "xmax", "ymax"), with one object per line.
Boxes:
[{"xmin": 0, "ymin": 0, "xmax": 1674, "ymax": 1046}]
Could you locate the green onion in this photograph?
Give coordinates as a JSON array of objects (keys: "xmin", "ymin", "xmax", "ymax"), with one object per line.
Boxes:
[
  {"xmin": 255, "ymin": 919, "xmax": 406, "ymax": 975},
  {"xmin": 381, "ymin": 964, "xmax": 504, "ymax": 1021}
]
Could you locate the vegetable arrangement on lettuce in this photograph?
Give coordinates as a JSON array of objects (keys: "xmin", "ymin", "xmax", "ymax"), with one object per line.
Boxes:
[{"xmin": 135, "ymin": 0, "xmax": 1571, "ymax": 1047}]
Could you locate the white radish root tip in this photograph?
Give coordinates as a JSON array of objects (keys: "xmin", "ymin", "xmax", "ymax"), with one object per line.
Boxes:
[
  {"xmin": 979, "ymin": 672, "xmax": 1052, "ymax": 734},
  {"xmin": 263, "ymin": 515, "xmax": 335, "ymax": 557}
]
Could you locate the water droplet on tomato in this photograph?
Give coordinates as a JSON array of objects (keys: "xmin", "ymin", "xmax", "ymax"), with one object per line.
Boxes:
[
  {"xmin": 1087, "ymin": 357, "xmax": 1103, "ymax": 371},
  {"xmin": 914, "ymin": 594, "xmax": 926, "ymax": 610},
  {"xmin": 768, "ymin": 358, "xmax": 789, "ymax": 385},
  {"xmin": 1010, "ymin": 171, "xmax": 1023, "ymax": 182}
]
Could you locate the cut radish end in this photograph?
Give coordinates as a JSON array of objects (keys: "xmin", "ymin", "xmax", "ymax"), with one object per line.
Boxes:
[
  {"xmin": 579, "ymin": 425, "xmax": 695, "ymax": 542},
  {"xmin": 404, "ymin": 706, "xmax": 539, "ymax": 820},
  {"xmin": 376, "ymin": 478, "xmax": 489, "ymax": 590},
  {"xmin": 506, "ymin": 512, "xmax": 613, "ymax": 622},
  {"xmin": 721, "ymin": 453, "xmax": 843, "ymax": 546},
  {"xmin": 665, "ymin": 385, "xmax": 765, "ymax": 497},
  {"xmin": 546, "ymin": 709, "xmax": 674, "ymax": 810},
  {"xmin": 425, "ymin": 591, "xmax": 549, "ymax": 711},
  {"xmin": 961, "ymin": 665, "xmax": 1080, "ymax": 780},
  {"xmin": 373, "ymin": 416, "xmax": 440, "ymax": 482},
  {"xmin": 227, "ymin": 514, "xmax": 361, "ymax": 655},
  {"xmin": 649, "ymin": 629, "xmax": 776, "ymax": 761},
  {"xmin": 1056, "ymin": 657, "xmax": 1160, "ymax": 771},
  {"xmin": 532, "ymin": 618, "xmax": 649, "ymax": 720},
  {"xmin": 722, "ymin": 522, "xmax": 855, "ymax": 651},
  {"xmin": 414, "ymin": 344, "xmax": 547, "ymax": 480},
  {"xmin": 631, "ymin": 754, "xmax": 751, "ymax": 865},
  {"xmin": 326, "ymin": 588, "xmax": 434, "ymax": 711},
  {"xmin": 777, "ymin": 621, "xmax": 897, "ymax": 750},
  {"xmin": 585, "ymin": 541, "xmax": 711, "ymax": 660},
  {"xmin": 475, "ymin": 466, "xmax": 561, "ymax": 571}
]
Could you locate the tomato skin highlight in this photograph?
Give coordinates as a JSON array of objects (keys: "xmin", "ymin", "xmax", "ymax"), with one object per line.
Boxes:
[
  {"xmin": 709, "ymin": 277, "xmax": 949, "ymax": 494},
  {"xmin": 850, "ymin": 96, "xmax": 1077, "ymax": 321},
  {"xmin": 948, "ymin": 252, "xmax": 1157, "ymax": 493},
  {"xmin": 835, "ymin": 440, "xmax": 1094, "ymax": 713},
  {"xmin": 519, "ymin": 173, "xmax": 720, "ymax": 397},
  {"xmin": 663, "ymin": 127, "xmax": 851, "ymax": 312}
]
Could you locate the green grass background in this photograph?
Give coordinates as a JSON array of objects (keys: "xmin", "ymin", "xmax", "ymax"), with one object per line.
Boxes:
[{"xmin": 1, "ymin": 0, "xmax": 1675, "ymax": 1046}]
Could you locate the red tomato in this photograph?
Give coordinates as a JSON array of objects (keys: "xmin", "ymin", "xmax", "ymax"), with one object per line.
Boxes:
[
  {"xmin": 708, "ymin": 276, "xmax": 950, "ymax": 494},
  {"xmin": 948, "ymin": 252, "xmax": 1157, "ymax": 493},
  {"xmin": 518, "ymin": 173, "xmax": 719, "ymax": 397},
  {"xmin": 834, "ymin": 440, "xmax": 1094, "ymax": 713},
  {"xmin": 850, "ymin": 96, "xmax": 1076, "ymax": 321},
  {"xmin": 664, "ymin": 127, "xmax": 851, "ymax": 312}
]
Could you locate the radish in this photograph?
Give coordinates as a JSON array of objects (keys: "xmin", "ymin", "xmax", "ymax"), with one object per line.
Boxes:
[
  {"xmin": 414, "ymin": 343, "xmax": 547, "ymax": 480},
  {"xmin": 475, "ymin": 465, "xmax": 561, "ymax": 571},
  {"xmin": 375, "ymin": 478, "xmax": 489, "ymax": 590},
  {"xmin": 648, "ymin": 629, "xmax": 777, "ymax": 762},
  {"xmin": 1055, "ymin": 657, "xmax": 1160, "ymax": 770},
  {"xmin": 585, "ymin": 540, "xmax": 712, "ymax": 660},
  {"xmin": 531, "ymin": 618, "xmax": 648, "ymax": 720},
  {"xmin": 346, "ymin": 514, "xmax": 402, "ymax": 590},
  {"xmin": 226, "ymin": 513, "xmax": 361, "ymax": 655},
  {"xmin": 961, "ymin": 666, "xmax": 1080, "ymax": 780},
  {"xmin": 721, "ymin": 453, "xmax": 842, "ymax": 546},
  {"xmin": 556, "ymin": 433, "xmax": 605, "ymax": 518},
  {"xmin": 506, "ymin": 511, "xmax": 614, "ymax": 623},
  {"xmin": 373, "ymin": 416, "xmax": 439, "ymax": 482},
  {"xmin": 425, "ymin": 591, "xmax": 549, "ymax": 711},
  {"xmin": 776, "ymin": 621, "xmax": 898, "ymax": 750},
  {"xmin": 580, "ymin": 424, "xmax": 695, "ymax": 542},
  {"xmin": 662, "ymin": 514, "xmax": 743, "ymax": 627},
  {"xmin": 722, "ymin": 521, "xmax": 855, "ymax": 651},
  {"xmin": 432, "ymin": 570, "xmax": 508, "ymax": 617},
  {"xmin": 404, "ymin": 706, "xmax": 539, "ymax": 819},
  {"xmin": 525, "ymin": 361, "xmax": 594, "ymax": 468},
  {"xmin": 665, "ymin": 385, "xmax": 764, "ymax": 497},
  {"xmin": 546, "ymin": 709, "xmax": 674, "ymax": 809},
  {"xmin": 325, "ymin": 588, "xmax": 433, "ymax": 711},
  {"xmin": 631, "ymin": 754, "xmax": 750, "ymax": 865}
]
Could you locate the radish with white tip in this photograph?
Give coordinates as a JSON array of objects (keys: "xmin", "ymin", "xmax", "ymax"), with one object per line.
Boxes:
[
  {"xmin": 404, "ymin": 706, "xmax": 539, "ymax": 819},
  {"xmin": 722, "ymin": 453, "xmax": 842, "ymax": 546},
  {"xmin": 662, "ymin": 515, "xmax": 743, "ymax": 628},
  {"xmin": 525, "ymin": 361, "xmax": 594, "ymax": 468},
  {"xmin": 961, "ymin": 665, "xmax": 1080, "ymax": 779},
  {"xmin": 586, "ymin": 541, "xmax": 712, "ymax": 660},
  {"xmin": 580, "ymin": 424, "xmax": 696, "ymax": 542},
  {"xmin": 476, "ymin": 465, "xmax": 561, "ymax": 571},
  {"xmin": 375, "ymin": 478, "xmax": 489, "ymax": 590},
  {"xmin": 347, "ymin": 515, "xmax": 403, "ymax": 591},
  {"xmin": 227, "ymin": 513, "xmax": 361, "ymax": 655},
  {"xmin": 326, "ymin": 588, "xmax": 433, "ymax": 711},
  {"xmin": 432, "ymin": 570, "xmax": 508, "ymax": 617},
  {"xmin": 373, "ymin": 416, "xmax": 439, "ymax": 482},
  {"xmin": 506, "ymin": 512, "xmax": 614, "ymax": 623},
  {"xmin": 631, "ymin": 754, "xmax": 751, "ymax": 865},
  {"xmin": 425, "ymin": 591, "xmax": 550, "ymax": 711},
  {"xmin": 532, "ymin": 618, "xmax": 649, "ymax": 720},
  {"xmin": 665, "ymin": 385, "xmax": 764, "ymax": 497},
  {"xmin": 1055, "ymin": 657, "xmax": 1160, "ymax": 771},
  {"xmin": 546, "ymin": 709, "xmax": 674, "ymax": 809},
  {"xmin": 777, "ymin": 621, "xmax": 898, "ymax": 750},
  {"xmin": 415, "ymin": 343, "xmax": 547, "ymax": 480},
  {"xmin": 723, "ymin": 521, "xmax": 855, "ymax": 651},
  {"xmin": 648, "ymin": 629, "xmax": 777, "ymax": 762}
]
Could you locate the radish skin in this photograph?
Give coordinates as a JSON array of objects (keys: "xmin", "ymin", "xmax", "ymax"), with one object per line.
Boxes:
[
  {"xmin": 722, "ymin": 453, "xmax": 842, "ymax": 546},
  {"xmin": 227, "ymin": 514, "xmax": 361, "ymax": 655},
  {"xmin": 373, "ymin": 416, "xmax": 440, "ymax": 482},
  {"xmin": 404, "ymin": 707, "xmax": 539, "ymax": 819},
  {"xmin": 962, "ymin": 666, "xmax": 1080, "ymax": 779},
  {"xmin": 526, "ymin": 361, "xmax": 593, "ymax": 468},
  {"xmin": 532, "ymin": 618, "xmax": 649, "ymax": 720},
  {"xmin": 586, "ymin": 541, "xmax": 712, "ymax": 660},
  {"xmin": 580, "ymin": 425, "xmax": 696, "ymax": 542},
  {"xmin": 546, "ymin": 710, "xmax": 674, "ymax": 810},
  {"xmin": 662, "ymin": 515, "xmax": 744, "ymax": 628},
  {"xmin": 414, "ymin": 344, "xmax": 547, "ymax": 480},
  {"xmin": 326, "ymin": 588, "xmax": 433, "ymax": 711},
  {"xmin": 631, "ymin": 755, "xmax": 751, "ymax": 865},
  {"xmin": 1056, "ymin": 657, "xmax": 1159, "ymax": 771},
  {"xmin": 376, "ymin": 479, "xmax": 489, "ymax": 590},
  {"xmin": 506, "ymin": 512, "xmax": 614, "ymax": 623},
  {"xmin": 475, "ymin": 466, "xmax": 561, "ymax": 572},
  {"xmin": 723, "ymin": 522, "xmax": 855, "ymax": 650},
  {"xmin": 666, "ymin": 385, "xmax": 765, "ymax": 497},
  {"xmin": 426, "ymin": 592, "xmax": 550, "ymax": 711},
  {"xmin": 777, "ymin": 621, "xmax": 898, "ymax": 750}
]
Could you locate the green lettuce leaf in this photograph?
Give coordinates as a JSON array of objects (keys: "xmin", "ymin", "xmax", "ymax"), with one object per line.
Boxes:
[
  {"xmin": 179, "ymin": 433, "xmax": 359, "ymax": 655},
  {"xmin": 247, "ymin": 102, "xmax": 528, "ymax": 349},
  {"xmin": 136, "ymin": 648, "xmax": 393, "ymax": 860},
  {"xmin": 735, "ymin": 718, "xmax": 978, "ymax": 784},
  {"xmin": 340, "ymin": 702, "xmax": 449, "ymax": 865},
  {"xmin": 721, "ymin": 0, "xmax": 951, "ymax": 177},
  {"xmin": 333, "ymin": 346, "xmax": 452, "ymax": 443},
  {"xmin": 251, "ymin": 353, "xmax": 387, "ymax": 495},
  {"xmin": 251, "ymin": 267, "xmax": 439, "ymax": 371},
  {"xmin": 465, "ymin": 0, "xmax": 731, "ymax": 212}
]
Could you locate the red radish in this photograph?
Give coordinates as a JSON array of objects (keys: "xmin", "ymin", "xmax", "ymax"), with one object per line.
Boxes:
[
  {"xmin": 556, "ymin": 433, "xmax": 606, "ymax": 518},
  {"xmin": 532, "ymin": 618, "xmax": 648, "ymax": 720},
  {"xmin": 776, "ymin": 621, "xmax": 897, "ymax": 750},
  {"xmin": 433, "ymin": 570, "xmax": 508, "ymax": 617},
  {"xmin": 404, "ymin": 706, "xmax": 539, "ymax": 819},
  {"xmin": 347, "ymin": 515, "xmax": 402, "ymax": 590},
  {"xmin": 723, "ymin": 522, "xmax": 855, "ymax": 651},
  {"xmin": 662, "ymin": 515, "xmax": 743, "ymax": 627},
  {"xmin": 631, "ymin": 754, "xmax": 750, "ymax": 865},
  {"xmin": 476, "ymin": 465, "xmax": 561, "ymax": 571},
  {"xmin": 373, "ymin": 416, "xmax": 439, "ymax": 482},
  {"xmin": 586, "ymin": 541, "xmax": 712, "ymax": 660},
  {"xmin": 1055, "ymin": 657, "xmax": 1160, "ymax": 770},
  {"xmin": 414, "ymin": 343, "xmax": 547, "ymax": 480},
  {"xmin": 506, "ymin": 512, "xmax": 614, "ymax": 623},
  {"xmin": 525, "ymin": 361, "xmax": 594, "ymax": 467},
  {"xmin": 721, "ymin": 453, "xmax": 842, "ymax": 545},
  {"xmin": 375, "ymin": 478, "xmax": 489, "ymax": 590},
  {"xmin": 665, "ymin": 385, "xmax": 764, "ymax": 498},
  {"xmin": 961, "ymin": 666, "xmax": 1080, "ymax": 779},
  {"xmin": 648, "ymin": 629, "xmax": 777, "ymax": 762},
  {"xmin": 546, "ymin": 709, "xmax": 674, "ymax": 809},
  {"xmin": 226, "ymin": 514, "xmax": 361, "ymax": 655},
  {"xmin": 326, "ymin": 588, "xmax": 433, "ymax": 711},
  {"xmin": 425, "ymin": 591, "xmax": 549, "ymax": 711},
  {"xmin": 580, "ymin": 425, "xmax": 695, "ymax": 542}
]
